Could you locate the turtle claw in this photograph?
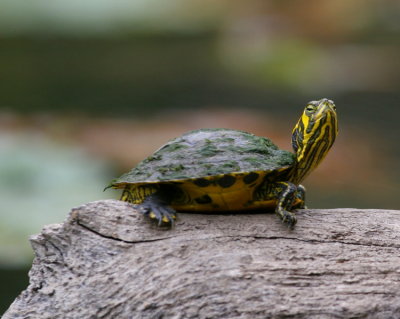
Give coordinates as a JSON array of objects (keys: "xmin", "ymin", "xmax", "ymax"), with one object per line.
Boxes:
[
  {"xmin": 277, "ymin": 210, "xmax": 297, "ymax": 229},
  {"xmin": 156, "ymin": 206, "xmax": 176, "ymax": 226},
  {"xmin": 138, "ymin": 197, "xmax": 177, "ymax": 227}
]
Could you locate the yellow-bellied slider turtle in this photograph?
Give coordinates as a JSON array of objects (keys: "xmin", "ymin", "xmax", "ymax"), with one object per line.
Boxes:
[{"xmin": 108, "ymin": 98, "xmax": 337, "ymax": 228}]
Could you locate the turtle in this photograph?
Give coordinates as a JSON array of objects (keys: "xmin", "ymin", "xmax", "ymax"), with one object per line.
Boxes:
[{"xmin": 108, "ymin": 98, "xmax": 338, "ymax": 228}]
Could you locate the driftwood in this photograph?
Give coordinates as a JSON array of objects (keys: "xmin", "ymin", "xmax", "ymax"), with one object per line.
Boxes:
[{"xmin": 3, "ymin": 200, "xmax": 400, "ymax": 319}]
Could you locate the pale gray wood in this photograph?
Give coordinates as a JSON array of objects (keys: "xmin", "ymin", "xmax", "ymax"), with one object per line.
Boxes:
[{"xmin": 3, "ymin": 200, "xmax": 400, "ymax": 319}]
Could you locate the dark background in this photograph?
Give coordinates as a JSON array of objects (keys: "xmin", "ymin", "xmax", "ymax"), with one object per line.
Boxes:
[{"xmin": 1, "ymin": 0, "xmax": 399, "ymax": 314}]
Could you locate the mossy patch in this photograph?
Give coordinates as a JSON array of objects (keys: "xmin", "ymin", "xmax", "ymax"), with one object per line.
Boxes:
[
  {"xmin": 213, "ymin": 137, "xmax": 235, "ymax": 144},
  {"xmin": 221, "ymin": 160, "xmax": 241, "ymax": 171},
  {"xmin": 160, "ymin": 142, "xmax": 189, "ymax": 153},
  {"xmin": 199, "ymin": 143, "xmax": 220, "ymax": 157},
  {"xmin": 241, "ymin": 134, "xmax": 277, "ymax": 147},
  {"xmin": 276, "ymin": 152, "xmax": 296, "ymax": 165},
  {"xmin": 155, "ymin": 164, "xmax": 188, "ymax": 180},
  {"xmin": 243, "ymin": 157, "xmax": 262, "ymax": 165},
  {"xmin": 144, "ymin": 154, "xmax": 162, "ymax": 162}
]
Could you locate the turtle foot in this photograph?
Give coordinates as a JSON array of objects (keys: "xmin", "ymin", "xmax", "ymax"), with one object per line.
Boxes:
[
  {"xmin": 276, "ymin": 209, "xmax": 297, "ymax": 229},
  {"xmin": 138, "ymin": 195, "xmax": 177, "ymax": 226}
]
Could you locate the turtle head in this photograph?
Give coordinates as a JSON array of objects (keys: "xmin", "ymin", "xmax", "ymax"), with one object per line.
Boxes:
[{"xmin": 290, "ymin": 98, "xmax": 338, "ymax": 184}]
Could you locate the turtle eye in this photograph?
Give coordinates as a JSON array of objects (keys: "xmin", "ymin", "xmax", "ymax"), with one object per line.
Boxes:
[{"xmin": 305, "ymin": 105, "xmax": 316, "ymax": 113}]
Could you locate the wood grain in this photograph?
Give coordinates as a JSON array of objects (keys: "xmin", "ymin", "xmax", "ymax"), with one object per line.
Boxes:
[{"xmin": 4, "ymin": 200, "xmax": 400, "ymax": 319}]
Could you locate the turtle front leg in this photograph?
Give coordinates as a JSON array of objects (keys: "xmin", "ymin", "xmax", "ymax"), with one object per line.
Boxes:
[
  {"xmin": 121, "ymin": 186, "xmax": 177, "ymax": 226},
  {"xmin": 275, "ymin": 181, "xmax": 298, "ymax": 229},
  {"xmin": 292, "ymin": 184, "xmax": 307, "ymax": 209}
]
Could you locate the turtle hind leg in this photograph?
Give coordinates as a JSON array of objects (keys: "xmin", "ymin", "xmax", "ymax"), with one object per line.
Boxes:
[
  {"xmin": 139, "ymin": 192, "xmax": 177, "ymax": 226},
  {"xmin": 121, "ymin": 185, "xmax": 177, "ymax": 226},
  {"xmin": 275, "ymin": 181, "xmax": 298, "ymax": 229}
]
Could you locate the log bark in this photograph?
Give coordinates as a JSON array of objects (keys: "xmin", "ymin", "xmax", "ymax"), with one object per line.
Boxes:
[{"xmin": 3, "ymin": 200, "xmax": 400, "ymax": 319}]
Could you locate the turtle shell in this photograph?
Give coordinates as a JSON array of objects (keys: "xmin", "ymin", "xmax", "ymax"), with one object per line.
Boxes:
[{"xmin": 112, "ymin": 128, "xmax": 295, "ymax": 187}]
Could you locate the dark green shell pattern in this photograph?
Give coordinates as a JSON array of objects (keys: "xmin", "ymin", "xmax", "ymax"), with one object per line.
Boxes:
[{"xmin": 113, "ymin": 128, "xmax": 295, "ymax": 185}]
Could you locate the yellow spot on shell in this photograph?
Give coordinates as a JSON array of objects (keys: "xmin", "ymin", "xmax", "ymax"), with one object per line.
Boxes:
[{"xmin": 149, "ymin": 212, "xmax": 156, "ymax": 219}]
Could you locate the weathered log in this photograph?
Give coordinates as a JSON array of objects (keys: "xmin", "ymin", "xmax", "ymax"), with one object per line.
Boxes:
[{"xmin": 3, "ymin": 200, "xmax": 400, "ymax": 319}]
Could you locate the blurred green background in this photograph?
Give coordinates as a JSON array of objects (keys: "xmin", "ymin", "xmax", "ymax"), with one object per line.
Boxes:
[{"xmin": 1, "ymin": 0, "xmax": 400, "ymax": 314}]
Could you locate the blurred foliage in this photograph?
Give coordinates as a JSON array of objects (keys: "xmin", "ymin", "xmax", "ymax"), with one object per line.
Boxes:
[
  {"xmin": 0, "ymin": 0, "xmax": 399, "ymax": 115},
  {"xmin": 0, "ymin": 132, "xmax": 114, "ymax": 266}
]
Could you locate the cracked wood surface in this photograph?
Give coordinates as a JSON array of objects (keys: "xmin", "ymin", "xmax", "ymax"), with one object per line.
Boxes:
[{"xmin": 3, "ymin": 200, "xmax": 400, "ymax": 319}]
